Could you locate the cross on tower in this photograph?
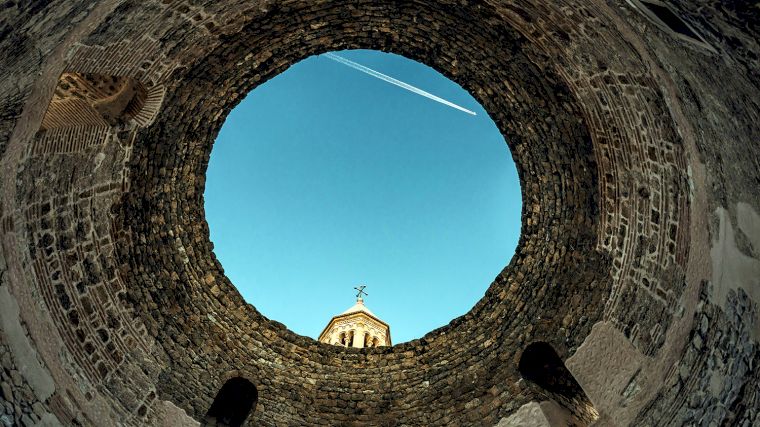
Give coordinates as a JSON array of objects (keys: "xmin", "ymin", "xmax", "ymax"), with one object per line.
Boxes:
[{"xmin": 354, "ymin": 285, "xmax": 368, "ymax": 300}]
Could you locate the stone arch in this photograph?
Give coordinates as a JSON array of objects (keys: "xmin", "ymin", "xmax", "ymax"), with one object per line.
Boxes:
[
  {"xmin": 111, "ymin": 3, "xmax": 617, "ymax": 415},
  {"xmin": 204, "ymin": 377, "xmax": 258, "ymax": 427}
]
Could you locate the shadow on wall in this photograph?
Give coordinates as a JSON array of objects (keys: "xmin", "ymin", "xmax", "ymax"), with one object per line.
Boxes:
[
  {"xmin": 203, "ymin": 377, "xmax": 258, "ymax": 427},
  {"xmin": 519, "ymin": 342, "xmax": 599, "ymax": 425}
]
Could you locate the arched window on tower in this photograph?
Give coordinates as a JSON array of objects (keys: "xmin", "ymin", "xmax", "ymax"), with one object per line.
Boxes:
[
  {"xmin": 518, "ymin": 342, "xmax": 598, "ymax": 425},
  {"xmin": 204, "ymin": 377, "xmax": 258, "ymax": 427}
]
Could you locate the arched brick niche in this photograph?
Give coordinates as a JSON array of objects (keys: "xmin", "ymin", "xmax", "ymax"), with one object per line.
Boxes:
[
  {"xmin": 41, "ymin": 73, "xmax": 147, "ymax": 129},
  {"xmin": 7, "ymin": 0, "xmax": 760, "ymax": 426}
]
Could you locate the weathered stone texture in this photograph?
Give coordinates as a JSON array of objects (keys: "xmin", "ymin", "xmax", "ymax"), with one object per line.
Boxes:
[
  {"xmin": 0, "ymin": 338, "xmax": 59, "ymax": 427},
  {"xmin": 632, "ymin": 283, "xmax": 760, "ymax": 426},
  {"xmin": 0, "ymin": 0, "xmax": 758, "ymax": 426}
]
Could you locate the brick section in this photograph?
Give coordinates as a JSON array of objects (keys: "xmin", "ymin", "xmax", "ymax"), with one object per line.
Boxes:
[
  {"xmin": 32, "ymin": 126, "xmax": 110, "ymax": 155},
  {"xmin": 133, "ymin": 85, "xmax": 166, "ymax": 128},
  {"xmin": 67, "ymin": 37, "xmax": 174, "ymax": 87}
]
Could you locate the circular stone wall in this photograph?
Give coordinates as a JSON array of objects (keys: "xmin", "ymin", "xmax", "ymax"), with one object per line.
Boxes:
[
  {"xmin": 1, "ymin": 1, "xmax": 759, "ymax": 426},
  {"xmin": 203, "ymin": 49, "xmax": 524, "ymax": 343},
  {"xmin": 117, "ymin": 2, "xmax": 606, "ymax": 423}
]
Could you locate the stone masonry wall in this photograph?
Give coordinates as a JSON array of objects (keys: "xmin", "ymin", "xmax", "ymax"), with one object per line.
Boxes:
[{"xmin": 0, "ymin": 0, "xmax": 758, "ymax": 426}]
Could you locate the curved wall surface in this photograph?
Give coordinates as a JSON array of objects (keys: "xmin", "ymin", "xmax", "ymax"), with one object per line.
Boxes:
[{"xmin": 0, "ymin": 1, "xmax": 758, "ymax": 426}]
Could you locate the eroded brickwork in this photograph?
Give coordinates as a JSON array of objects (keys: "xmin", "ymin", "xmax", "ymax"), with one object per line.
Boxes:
[{"xmin": 0, "ymin": 1, "xmax": 758, "ymax": 426}]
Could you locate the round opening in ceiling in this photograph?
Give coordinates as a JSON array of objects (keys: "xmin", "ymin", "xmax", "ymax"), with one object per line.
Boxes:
[{"xmin": 204, "ymin": 49, "xmax": 521, "ymax": 344}]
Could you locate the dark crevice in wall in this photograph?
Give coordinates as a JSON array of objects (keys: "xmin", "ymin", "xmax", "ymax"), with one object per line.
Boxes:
[
  {"xmin": 518, "ymin": 342, "xmax": 599, "ymax": 425},
  {"xmin": 203, "ymin": 377, "xmax": 258, "ymax": 427},
  {"xmin": 628, "ymin": 0, "xmax": 716, "ymax": 52},
  {"xmin": 640, "ymin": 1, "xmax": 699, "ymax": 40}
]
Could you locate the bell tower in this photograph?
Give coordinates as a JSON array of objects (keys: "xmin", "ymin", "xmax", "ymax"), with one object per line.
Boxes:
[{"xmin": 318, "ymin": 286, "xmax": 391, "ymax": 348}]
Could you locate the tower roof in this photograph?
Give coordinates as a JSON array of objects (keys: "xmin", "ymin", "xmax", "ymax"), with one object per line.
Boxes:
[{"xmin": 340, "ymin": 297, "xmax": 376, "ymax": 317}]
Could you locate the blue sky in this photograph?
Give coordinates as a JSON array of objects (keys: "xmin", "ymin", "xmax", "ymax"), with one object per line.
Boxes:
[{"xmin": 204, "ymin": 50, "xmax": 521, "ymax": 344}]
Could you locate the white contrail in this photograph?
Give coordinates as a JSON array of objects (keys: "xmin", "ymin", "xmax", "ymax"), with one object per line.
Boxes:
[{"xmin": 323, "ymin": 52, "xmax": 476, "ymax": 116}]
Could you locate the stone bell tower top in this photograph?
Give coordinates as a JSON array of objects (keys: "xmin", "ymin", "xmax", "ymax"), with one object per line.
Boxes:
[{"xmin": 318, "ymin": 286, "xmax": 392, "ymax": 348}]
